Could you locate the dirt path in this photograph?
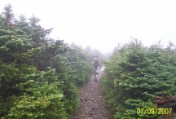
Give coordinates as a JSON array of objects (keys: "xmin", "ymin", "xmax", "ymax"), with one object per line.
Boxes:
[{"xmin": 72, "ymin": 69, "xmax": 113, "ymax": 119}]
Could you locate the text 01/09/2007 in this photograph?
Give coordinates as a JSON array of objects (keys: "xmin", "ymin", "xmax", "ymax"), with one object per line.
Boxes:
[{"xmin": 136, "ymin": 108, "xmax": 172, "ymax": 115}]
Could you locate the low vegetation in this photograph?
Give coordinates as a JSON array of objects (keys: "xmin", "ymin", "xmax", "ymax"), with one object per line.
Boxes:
[
  {"xmin": 0, "ymin": 5, "xmax": 94, "ymax": 119},
  {"xmin": 102, "ymin": 40, "xmax": 176, "ymax": 118}
]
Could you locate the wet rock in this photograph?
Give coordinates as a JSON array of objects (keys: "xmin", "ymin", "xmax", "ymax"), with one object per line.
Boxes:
[
  {"xmin": 84, "ymin": 98, "xmax": 88, "ymax": 101},
  {"xmin": 89, "ymin": 111, "xmax": 94, "ymax": 115},
  {"xmin": 80, "ymin": 98, "xmax": 83, "ymax": 102}
]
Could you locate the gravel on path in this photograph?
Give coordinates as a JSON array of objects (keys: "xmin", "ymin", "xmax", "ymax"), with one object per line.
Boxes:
[{"xmin": 72, "ymin": 70, "xmax": 113, "ymax": 119}]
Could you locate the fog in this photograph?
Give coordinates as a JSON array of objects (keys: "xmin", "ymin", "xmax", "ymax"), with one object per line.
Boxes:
[{"xmin": 1, "ymin": 0, "xmax": 176, "ymax": 54}]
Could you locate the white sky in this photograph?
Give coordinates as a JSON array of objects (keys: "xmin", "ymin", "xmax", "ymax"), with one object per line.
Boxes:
[{"xmin": 1, "ymin": 0, "xmax": 176, "ymax": 53}]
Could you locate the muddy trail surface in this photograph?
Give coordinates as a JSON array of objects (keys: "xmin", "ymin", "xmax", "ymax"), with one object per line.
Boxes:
[{"xmin": 72, "ymin": 69, "xmax": 113, "ymax": 119}]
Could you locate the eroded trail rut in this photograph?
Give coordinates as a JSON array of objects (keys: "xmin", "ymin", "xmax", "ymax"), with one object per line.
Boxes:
[{"xmin": 73, "ymin": 70, "xmax": 113, "ymax": 119}]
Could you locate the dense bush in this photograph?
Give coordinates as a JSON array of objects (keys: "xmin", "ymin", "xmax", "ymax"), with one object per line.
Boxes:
[
  {"xmin": 102, "ymin": 39, "xmax": 176, "ymax": 118},
  {"xmin": 0, "ymin": 5, "xmax": 93, "ymax": 118}
]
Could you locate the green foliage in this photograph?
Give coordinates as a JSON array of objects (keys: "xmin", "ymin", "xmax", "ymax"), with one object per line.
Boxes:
[
  {"xmin": 0, "ymin": 4, "xmax": 93, "ymax": 118},
  {"xmin": 8, "ymin": 83, "xmax": 66, "ymax": 119},
  {"xmin": 102, "ymin": 39, "xmax": 176, "ymax": 118},
  {"xmin": 67, "ymin": 44, "xmax": 92, "ymax": 86}
]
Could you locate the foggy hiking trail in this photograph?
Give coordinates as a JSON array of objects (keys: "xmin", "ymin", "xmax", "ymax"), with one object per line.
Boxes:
[{"xmin": 72, "ymin": 68, "xmax": 113, "ymax": 119}]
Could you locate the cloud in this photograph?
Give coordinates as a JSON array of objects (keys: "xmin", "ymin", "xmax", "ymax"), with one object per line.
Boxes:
[{"xmin": 1, "ymin": 0, "xmax": 176, "ymax": 53}]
